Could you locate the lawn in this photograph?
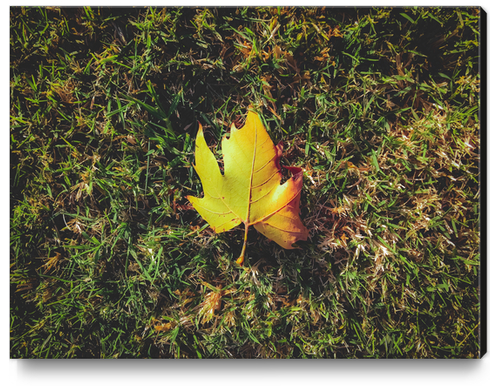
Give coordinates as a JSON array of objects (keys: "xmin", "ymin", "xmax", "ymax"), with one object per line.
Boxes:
[{"xmin": 10, "ymin": 6, "xmax": 481, "ymax": 358}]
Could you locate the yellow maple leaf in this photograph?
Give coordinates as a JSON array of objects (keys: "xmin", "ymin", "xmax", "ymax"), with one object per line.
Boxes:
[{"xmin": 187, "ymin": 110, "xmax": 308, "ymax": 265}]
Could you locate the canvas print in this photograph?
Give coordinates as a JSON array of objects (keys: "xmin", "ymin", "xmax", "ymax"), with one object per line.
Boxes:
[{"xmin": 10, "ymin": 6, "xmax": 482, "ymax": 358}]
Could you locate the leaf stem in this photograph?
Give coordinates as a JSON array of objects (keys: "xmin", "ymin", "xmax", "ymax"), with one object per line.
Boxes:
[{"xmin": 236, "ymin": 223, "xmax": 249, "ymax": 266}]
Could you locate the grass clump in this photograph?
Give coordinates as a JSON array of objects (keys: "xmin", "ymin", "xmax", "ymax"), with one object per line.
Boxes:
[{"xmin": 10, "ymin": 6, "xmax": 481, "ymax": 358}]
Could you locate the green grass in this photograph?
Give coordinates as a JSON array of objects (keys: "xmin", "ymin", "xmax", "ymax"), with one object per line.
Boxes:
[{"xmin": 10, "ymin": 6, "xmax": 481, "ymax": 358}]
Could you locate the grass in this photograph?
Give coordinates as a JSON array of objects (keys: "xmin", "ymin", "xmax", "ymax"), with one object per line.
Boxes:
[{"xmin": 10, "ymin": 6, "xmax": 481, "ymax": 358}]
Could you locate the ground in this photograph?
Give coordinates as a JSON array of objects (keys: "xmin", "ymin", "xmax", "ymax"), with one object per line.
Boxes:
[{"xmin": 10, "ymin": 6, "xmax": 481, "ymax": 358}]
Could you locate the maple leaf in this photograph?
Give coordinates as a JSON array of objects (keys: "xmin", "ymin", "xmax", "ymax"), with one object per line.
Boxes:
[{"xmin": 187, "ymin": 110, "xmax": 308, "ymax": 265}]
